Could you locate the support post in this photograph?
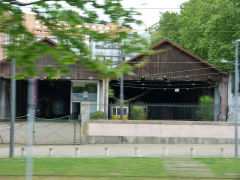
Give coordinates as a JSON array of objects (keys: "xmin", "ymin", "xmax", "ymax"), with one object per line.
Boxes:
[
  {"xmin": 234, "ymin": 40, "xmax": 239, "ymax": 158},
  {"xmin": 26, "ymin": 79, "xmax": 37, "ymax": 180},
  {"xmin": 0, "ymin": 80, "xmax": 6, "ymax": 119},
  {"xmin": 120, "ymin": 56, "xmax": 124, "ymax": 120},
  {"xmin": 9, "ymin": 59, "xmax": 16, "ymax": 158},
  {"xmin": 104, "ymin": 79, "xmax": 108, "ymax": 119}
]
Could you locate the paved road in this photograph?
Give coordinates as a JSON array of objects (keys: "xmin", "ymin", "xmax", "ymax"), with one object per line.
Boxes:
[{"xmin": 0, "ymin": 144, "xmax": 238, "ymax": 158}]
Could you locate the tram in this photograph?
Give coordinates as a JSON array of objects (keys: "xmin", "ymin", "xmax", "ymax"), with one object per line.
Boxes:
[{"xmin": 110, "ymin": 105, "xmax": 148, "ymax": 120}]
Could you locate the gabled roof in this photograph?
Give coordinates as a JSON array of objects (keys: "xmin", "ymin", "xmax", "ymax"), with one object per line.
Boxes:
[
  {"xmin": 0, "ymin": 37, "xmax": 57, "ymax": 63},
  {"xmin": 38, "ymin": 37, "xmax": 57, "ymax": 46},
  {"xmin": 127, "ymin": 39, "xmax": 228, "ymax": 76}
]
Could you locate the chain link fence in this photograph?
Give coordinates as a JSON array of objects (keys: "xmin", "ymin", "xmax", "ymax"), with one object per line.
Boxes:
[
  {"xmin": 0, "ymin": 118, "xmax": 81, "ymax": 145},
  {"xmin": 0, "ymin": 103, "xmax": 218, "ymax": 145}
]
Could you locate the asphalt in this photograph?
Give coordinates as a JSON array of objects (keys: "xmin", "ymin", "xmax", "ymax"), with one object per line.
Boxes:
[{"xmin": 0, "ymin": 144, "xmax": 238, "ymax": 158}]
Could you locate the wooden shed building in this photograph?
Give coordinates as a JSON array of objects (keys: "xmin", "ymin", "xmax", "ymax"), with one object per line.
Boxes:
[
  {"xmin": 0, "ymin": 37, "xmax": 107, "ymax": 121},
  {"xmin": 110, "ymin": 39, "xmax": 228, "ymax": 121}
]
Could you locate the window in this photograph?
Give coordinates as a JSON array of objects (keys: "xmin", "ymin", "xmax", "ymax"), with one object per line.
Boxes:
[
  {"xmin": 72, "ymin": 82, "xmax": 97, "ymax": 101},
  {"xmin": 123, "ymin": 108, "xmax": 127, "ymax": 115},
  {"xmin": 117, "ymin": 108, "xmax": 120, "ymax": 115},
  {"xmin": 113, "ymin": 108, "xmax": 116, "ymax": 115}
]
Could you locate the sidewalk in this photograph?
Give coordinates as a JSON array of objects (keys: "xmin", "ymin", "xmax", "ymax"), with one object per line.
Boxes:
[{"xmin": 0, "ymin": 144, "xmax": 238, "ymax": 158}]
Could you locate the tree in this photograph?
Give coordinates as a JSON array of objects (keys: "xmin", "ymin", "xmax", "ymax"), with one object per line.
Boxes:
[
  {"xmin": 150, "ymin": 0, "xmax": 240, "ymax": 72},
  {"xmin": 150, "ymin": 12, "xmax": 181, "ymax": 45},
  {"xmin": 0, "ymin": 0, "xmax": 148, "ymax": 79},
  {"xmin": 196, "ymin": 95, "xmax": 214, "ymax": 121}
]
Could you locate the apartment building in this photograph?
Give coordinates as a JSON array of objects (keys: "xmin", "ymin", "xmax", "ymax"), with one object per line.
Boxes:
[{"xmin": 23, "ymin": 14, "xmax": 132, "ymax": 64}]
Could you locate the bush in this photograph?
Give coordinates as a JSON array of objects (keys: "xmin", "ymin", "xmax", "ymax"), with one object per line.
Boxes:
[
  {"xmin": 130, "ymin": 106, "xmax": 143, "ymax": 120},
  {"xmin": 90, "ymin": 111, "xmax": 104, "ymax": 120},
  {"xmin": 196, "ymin": 95, "xmax": 214, "ymax": 121}
]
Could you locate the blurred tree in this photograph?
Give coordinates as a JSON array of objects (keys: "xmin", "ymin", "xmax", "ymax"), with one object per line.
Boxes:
[
  {"xmin": 0, "ymin": 0, "xmax": 148, "ymax": 79},
  {"xmin": 149, "ymin": 0, "xmax": 240, "ymax": 72}
]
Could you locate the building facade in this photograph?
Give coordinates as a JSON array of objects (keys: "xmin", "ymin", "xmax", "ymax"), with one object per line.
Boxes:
[{"xmin": 0, "ymin": 37, "xmax": 107, "ymax": 122}]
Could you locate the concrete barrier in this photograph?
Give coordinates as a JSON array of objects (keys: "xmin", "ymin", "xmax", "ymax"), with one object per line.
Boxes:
[{"xmin": 82, "ymin": 120, "xmax": 240, "ymax": 144}]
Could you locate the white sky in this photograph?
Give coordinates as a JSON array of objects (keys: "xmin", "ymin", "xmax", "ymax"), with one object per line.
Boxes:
[
  {"xmin": 121, "ymin": 0, "xmax": 189, "ymax": 30},
  {"xmin": 21, "ymin": 0, "xmax": 189, "ymax": 30}
]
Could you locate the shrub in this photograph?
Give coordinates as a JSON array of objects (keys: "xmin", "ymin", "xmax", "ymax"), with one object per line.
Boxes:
[
  {"xmin": 196, "ymin": 95, "xmax": 214, "ymax": 121},
  {"xmin": 130, "ymin": 106, "xmax": 143, "ymax": 120},
  {"xmin": 90, "ymin": 111, "xmax": 104, "ymax": 120}
]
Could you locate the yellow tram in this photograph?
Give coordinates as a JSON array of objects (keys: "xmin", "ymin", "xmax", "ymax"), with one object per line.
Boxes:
[
  {"xmin": 110, "ymin": 105, "xmax": 129, "ymax": 120},
  {"xmin": 110, "ymin": 105, "xmax": 148, "ymax": 120}
]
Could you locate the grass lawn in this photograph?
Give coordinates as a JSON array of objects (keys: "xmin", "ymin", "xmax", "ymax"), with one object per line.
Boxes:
[
  {"xmin": 0, "ymin": 158, "xmax": 166, "ymax": 178},
  {"xmin": 196, "ymin": 158, "xmax": 240, "ymax": 179},
  {"xmin": 0, "ymin": 158, "xmax": 240, "ymax": 179}
]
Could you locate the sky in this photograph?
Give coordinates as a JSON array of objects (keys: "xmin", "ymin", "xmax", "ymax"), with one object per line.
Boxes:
[
  {"xmin": 121, "ymin": 0, "xmax": 189, "ymax": 30},
  {"xmin": 21, "ymin": 0, "xmax": 189, "ymax": 30}
]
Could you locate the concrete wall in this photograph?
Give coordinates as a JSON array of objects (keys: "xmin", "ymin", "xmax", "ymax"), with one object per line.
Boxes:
[
  {"xmin": 227, "ymin": 75, "xmax": 240, "ymax": 122},
  {"xmin": 214, "ymin": 77, "xmax": 228, "ymax": 121},
  {"xmin": 81, "ymin": 120, "xmax": 240, "ymax": 144}
]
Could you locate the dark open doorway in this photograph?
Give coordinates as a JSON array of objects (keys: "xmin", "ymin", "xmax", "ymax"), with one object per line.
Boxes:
[{"xmin": 37, "ymin": 80, "xmax": 71, "ymax": 119}]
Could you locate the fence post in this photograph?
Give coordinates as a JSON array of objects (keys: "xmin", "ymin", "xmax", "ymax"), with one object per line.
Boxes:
[
  {"xmin": 74, "ymin": 120, "xmax": 76, "ymax": 144},
  {"xmin": 134, "ymin": 147, "xmax": 140, "ymax": 157},
  {"xmin": 49, "ymin": 147, "xmax": 54, "ymax": 157},
  {"xmin": 220, "ymin": 147, "xmax": 224, "ymax": 158},
  {"xmin": 190, "ymin": 147, "xmax": 195, "ymax": 157},
  {"xmin": 105, "ymin": 147, "xmax": 110, "ymax": 156},
  {"xmin": 21, "ymin": 147, "xmax": 25, "ymax": 157},
  {"xmin": 75, "ymin": 147, "xmax": 80, "ymax": 157},
  {"xmin": 163, "ymin": 147, "xmax": 168, "ymax": 157}
]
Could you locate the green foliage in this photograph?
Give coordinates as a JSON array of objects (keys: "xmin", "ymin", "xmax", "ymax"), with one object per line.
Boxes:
[
  {"xmin": 150, "ymin": 0, "xmax": 240, "ymax": 72},
  {"xmin": 90, "ymin": 111, "xmax": 104, "ymax": 120},
  {"xmin": 196, "ymin": 95, "xmax": 214, "ymax": 121},
  {"xmin": 0, "ymin": 0, "xmax": 149, "ymax": 79},
  {"xmin": 150, "ymin": 12, "xmax": 180, "ymax": 45},
  {"xmin": 130, "ymin": 106, "xmax": 143, "ymax": 120}
]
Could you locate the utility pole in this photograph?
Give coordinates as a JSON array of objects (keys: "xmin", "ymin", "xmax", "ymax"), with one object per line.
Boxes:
[
  {"xmin": 9, "ymin": 58, "xmax": 16, "ymax": 158},
  {"xmin": 120, "ymin": 53, "xmax": 124, "ymax": 120},
  {"xmin": 103, "ymin": 56, "xmax": 108, "ymax": 119},
  {"xmin": 104, "ymin": 79, "xmax": 108, "ymax": 119},
  {"xmin": 26, "ymin": 79, "xmax": 37, "ymax": 180},
  {"xmin": 234, "ymin": 40, "xmax": 240, "ymax": 158}
]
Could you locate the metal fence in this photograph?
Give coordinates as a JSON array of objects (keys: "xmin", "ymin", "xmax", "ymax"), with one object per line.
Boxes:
[
  {"xmin": 0, "ymin": 118, "xmax": 81, "ymax": 145},
  {"xmin": 0, "ymin": 103, "xmax": 217, "ymax": 122},
  {"xmin": 0, "ymin": 103, "xmax": 217, "ymax": 145},
  {"xmin": 110, "ymin": 103, "xmax": 215, "ymax": 121}
]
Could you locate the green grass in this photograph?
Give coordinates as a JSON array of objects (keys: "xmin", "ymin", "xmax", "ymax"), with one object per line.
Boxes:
[
  {"xmin": 1, "ymin": 158, "xmax": 240, "ymax": 179},
  {"xmin": 196, "ymin": 158, "xmax": 240, "ymax": 178},
  {"xmin": 0, "ymin": 158, "xmax": 166, "ymax": 177}
]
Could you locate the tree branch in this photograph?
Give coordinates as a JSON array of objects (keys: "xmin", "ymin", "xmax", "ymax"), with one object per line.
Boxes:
[{"xmin": 6, "ymin": 0, "xmax": 52, "ymax": 6}]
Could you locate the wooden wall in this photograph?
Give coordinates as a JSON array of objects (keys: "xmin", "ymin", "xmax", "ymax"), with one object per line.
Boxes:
[
  {"xmin": 125, "ymin": 43, "xmax": 226, "ymax": 82},
  {"xmin": 0, "ymin": 54, "xmax": 99, "ymax": 80}
]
